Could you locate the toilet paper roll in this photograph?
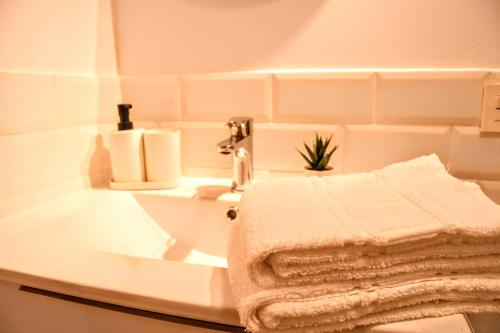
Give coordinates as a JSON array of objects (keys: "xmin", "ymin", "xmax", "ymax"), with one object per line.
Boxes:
[
  {"xmin": 143, "ymin": 129, "xmax": 181, "ymax": 186},
  {"xmin": 108, "ymin": 129, "xmax": 146, "ymax": 182}
]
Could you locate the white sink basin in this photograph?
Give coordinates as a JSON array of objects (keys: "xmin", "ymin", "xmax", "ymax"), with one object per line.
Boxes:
[
  {"xmin": 131, "ymin": 186, "xmax": 239, "ymax": 267},
  {"xmin": 0, "ymin": 178, "xmax": 240, "ymax": 268},
  {"xmin": 0, "ymin": 178, "xmax": 243, "ymax": 327}
]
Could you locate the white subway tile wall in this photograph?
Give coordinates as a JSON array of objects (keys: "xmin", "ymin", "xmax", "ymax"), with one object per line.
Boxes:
[
  {"xmin": 0, "ymin": 122, "xmax": 159, "ymax": 214},
  {"xmin": 165, "ymin": 122, "xmax": 343, "ymax": 174},
  {"xmin": 490, "ymin": 72, "xmax": 500, "ymax": 83},
  {"xmin": 450, "ymin": 126, "xmax": 500, "ymax": 180},
  {"xmin": 0, "ymin": 72, "xmax": 120, "ymax": 135},
  {"xmin": 253, "ymin": 124, "xmax": 343, "ymax": 172},
  {"xmin": 2, "ymin": 121, "xmax": 160, "ymax": 199},
  {"xmin": 54, "ymin": 75, "xmax": 98, "ymax": 126},
  {"xmin": 342, "ymin": 125, "xmax": 452, "ymax": 173},
  {"xmin": 0, "ymin": 125, "xmax": 110, "ymax": 202},
  {"xmin": 478, "ymin": 180, "xmax": 500, "ymax": 205},
  {"xmin": 97, "ymin": 75, "xmax": 122, "ymax": 123},
  {"xmin": 274, "ymin": 73, "xmax": 373, "ymax": 124},
  {"xmin": 375, "ymin": 72, "xmax": 486, "ymax": 125},
  {"xmin": 120, "ymin": 75, "xmax": 180, "ymax": 121},
  {"xmin": 1, "ymin": 70, "xmax": 499, "ymax": 208},
  {"xmin": 178, "ymin": 122, "xmax": 229, "ymax": 169},
  {"xmin": 0, "ymin": 73, "xmax": 57, "ymax": 135},
  {"xmin": 181, "ymin": 73, "xmax": 271, "ymax": 121}
]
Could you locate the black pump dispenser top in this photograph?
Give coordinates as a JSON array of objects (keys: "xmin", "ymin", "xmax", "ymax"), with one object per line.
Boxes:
[{"xmin": 117, "ymin": 104, "xmax": 133, "ymax": 130}]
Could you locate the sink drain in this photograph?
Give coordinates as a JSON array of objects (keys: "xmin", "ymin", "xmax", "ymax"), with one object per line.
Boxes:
[{"xmin": 226, "ymin": 206, "xmax": 239, "ymax": 222}]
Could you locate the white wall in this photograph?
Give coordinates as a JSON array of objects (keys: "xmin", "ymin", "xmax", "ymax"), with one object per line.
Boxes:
[
  {"xmin": 0, "ymin": 0, "xmax": 121, "ymax": 216},
  {"xmin": 0, "ymin": 0, "xmax": 98, "ymax": 73},
  {"xmin": 112, "ymin": 0, "xmax": 500, "ymax": 183},
  {"xmin": 0, "ymin": 0, "xmax": 499, "ymax": 217},
  {"xmin": 112, "ymin": 0, "xmax": 500, "ymax": 74}
]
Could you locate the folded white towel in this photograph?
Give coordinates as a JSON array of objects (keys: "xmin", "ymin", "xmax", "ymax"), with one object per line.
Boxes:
[
  {"xmin": 250, "ymin": 275, "xmax": 500, "ymax": 332},
  {"xmin": 227, "ymin": 154, "xmax": 500, "ymax": 332}
]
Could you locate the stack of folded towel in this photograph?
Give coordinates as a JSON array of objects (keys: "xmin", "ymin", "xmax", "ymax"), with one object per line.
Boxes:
[{"xmin": 227, "ymin": 154, "xmax": 500, "ymax": 332}]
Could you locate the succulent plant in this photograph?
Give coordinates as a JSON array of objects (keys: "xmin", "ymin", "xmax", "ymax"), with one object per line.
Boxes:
[{"xmin": 297, "ymin": 133, "xmax": 338, "ymax": 171}]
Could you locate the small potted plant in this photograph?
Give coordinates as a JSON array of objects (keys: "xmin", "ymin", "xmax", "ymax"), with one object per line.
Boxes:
[{"xmin": 297, "ymin": 133, "xmax": 338, "ymax": 176}]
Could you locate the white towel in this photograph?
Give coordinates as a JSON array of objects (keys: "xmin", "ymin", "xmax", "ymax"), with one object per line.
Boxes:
[
  {"xmin": 243, "ymin": 275, "xmax": 500, "ymax": 332},
  {"xmin": 227, "ymin": 154, "xmax": 500, "ymax": 332}
]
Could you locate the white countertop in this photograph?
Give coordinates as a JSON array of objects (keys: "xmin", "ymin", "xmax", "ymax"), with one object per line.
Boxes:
[
  {"xmin": 0, "ymin": 179, "xmax": 240, "ymax": 325},
  {"xmin": 0, "ymin": 177, "xmax": 476, "ymax": 332}
]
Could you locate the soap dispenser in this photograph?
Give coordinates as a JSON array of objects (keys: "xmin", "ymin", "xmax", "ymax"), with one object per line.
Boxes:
[
  {"xmin": 117, "ymin": 103, "xmax": 134, "ymax": 130},
  {"xmin": 108, "ymin": 104, "xmax": 146, "ymax": 183}
]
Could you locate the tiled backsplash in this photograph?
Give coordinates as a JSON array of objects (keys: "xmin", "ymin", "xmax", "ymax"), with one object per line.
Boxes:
[
  {"xmin": 0, "ymin": 122, "xmax": 157, "ymax": 218},
  {"xmin": 274, "ymin": 73, "xmax": 373, "ymax": 124},
  {"xmin": 374, "ymin": 72, "xmax": 486, "ymax": 125},
  {"xmin": 0, "ymin": 125, "xmax": 109, "ymax": 217},
  {"xmin": 120, "ymin": 75, "xmax": 180, "ymax": 121},
  {"xmin": 181, "ymin": 73, "xmax": 272, "ymax": 122},
  {"xmin": 2, "ymin": 70, "xmax": 498, "ymax": 131},
  {"xmin": 1, "ymin": 69, "xmax": 499, "ymax": 214},
  {"xmin": 0, "ymin": 72, "xmax": 121, "ymax": 135},
  {"xmin": 450, "ymin": 126, "xmax": 500, "ymax": 180},
  {"xmin": 120, "ymin": 70, "xmax": 495, "ymax": 127},
  {"xmin": 172, "ymin": 122, "xmax": 343, "ymax": 173},
  {"xmin": 341, "ymin": 125, "xmax": 452, "ymax": 174},
  {"xmin": 146, "ymin": 70, "xmax": 497, "ymax": 179}
]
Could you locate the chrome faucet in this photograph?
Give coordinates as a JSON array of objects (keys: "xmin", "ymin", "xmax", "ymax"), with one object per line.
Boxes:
[{"xmin": 217, "ymin": 117, "xmax": 253, "ymax": 192}]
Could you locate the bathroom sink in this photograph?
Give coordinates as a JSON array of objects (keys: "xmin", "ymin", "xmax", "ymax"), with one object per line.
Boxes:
[
  {"xmin": 0, "ymin": 178, "xmax": 243, "ymax": 327},
  {"xmin": 0, "ymin": 178, "xmax": 240, "ymax": 268},
  {"xmin": 131, "ymin": 186, "xmax": 239, "ymax": 267}
]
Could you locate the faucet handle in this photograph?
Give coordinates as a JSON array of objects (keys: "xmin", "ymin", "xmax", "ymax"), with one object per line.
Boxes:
[
  {"xmin": 226, "ymin": 117, "xmax": 253, "ymax": 137},
  {"xmin": 226, "ymin": 120, "xmax": 238, "ymax": 136}
]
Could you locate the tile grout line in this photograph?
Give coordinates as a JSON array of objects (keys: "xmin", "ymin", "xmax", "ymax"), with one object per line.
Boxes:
[
  {"xmin": 339, "ymin": 124, "xmax": 348, "ymax": 174},
  {"xmin": 178, "ymin": 74, "xmax": 186, "ymax": 122},
  {"xmin": 267, "ymin": 74, "xmax": 275, "ymax": 122},
  {"xmin": 447, "ymin": 125, "xmax": 457, "ymax": 173},
  {"xmin": 371, "ymin": 73, "xmax": 378, "ymax": 125}
]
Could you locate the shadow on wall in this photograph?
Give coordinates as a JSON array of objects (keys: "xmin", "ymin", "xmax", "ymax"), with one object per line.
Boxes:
[
  {"xmin": 88, "ymin": 134, "xmax": 111, "ymax": 187},
  {"xmin": 111, "ymin": 0, "xmax": 328, "ymax": 73}
]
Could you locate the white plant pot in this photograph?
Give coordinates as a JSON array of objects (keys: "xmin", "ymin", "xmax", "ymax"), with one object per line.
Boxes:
[{"xmin": 304, "ymin": 167, "xmax": 335, "ymax": 177}]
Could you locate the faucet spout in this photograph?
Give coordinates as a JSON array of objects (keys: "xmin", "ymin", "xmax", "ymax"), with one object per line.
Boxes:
[
  {"xmin": 217, "ymin": 117, "xmax": 254, "ymax": 192},
  {"xmin": 217, "ymin": 137, "xmax": 235, "ymax": 155}
]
